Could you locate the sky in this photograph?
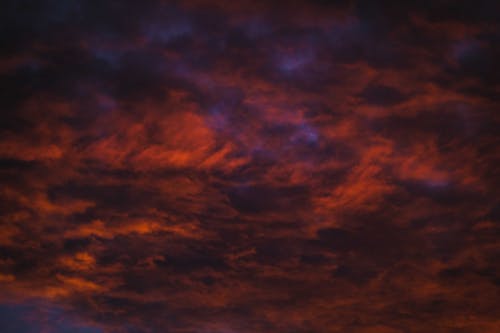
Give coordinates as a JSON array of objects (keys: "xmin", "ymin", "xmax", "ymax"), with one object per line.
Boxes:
[{"xmin": 0, "ymin": 1, "xmax": 499, "ymax": 332}]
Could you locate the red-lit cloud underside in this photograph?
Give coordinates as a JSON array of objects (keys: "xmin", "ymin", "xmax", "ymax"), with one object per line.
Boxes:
[{"xmin": 0, "ymin": 1, "xmax": 499, "ymax": 332}]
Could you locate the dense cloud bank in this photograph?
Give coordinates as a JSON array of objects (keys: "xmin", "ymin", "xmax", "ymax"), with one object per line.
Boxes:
[{"xmin": 1, "ymin": 1, "xmax": 499, "ymax": 332}]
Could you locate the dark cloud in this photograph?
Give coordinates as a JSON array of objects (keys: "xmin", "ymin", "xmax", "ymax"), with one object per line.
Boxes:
[{"xmin": 359, "ymin": 84, "xmax": 408, "ymax": 106}]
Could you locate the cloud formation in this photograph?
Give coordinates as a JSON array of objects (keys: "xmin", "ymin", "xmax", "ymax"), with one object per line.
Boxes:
[{"xmin": 1, "ymin": 1, "xmax": 499, "ymax": 332}]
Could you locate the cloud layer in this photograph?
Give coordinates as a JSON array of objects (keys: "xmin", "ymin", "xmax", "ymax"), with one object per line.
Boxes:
[{"xmin": 1, "ymin": 1, "xmax": 499, "ymax": 332}]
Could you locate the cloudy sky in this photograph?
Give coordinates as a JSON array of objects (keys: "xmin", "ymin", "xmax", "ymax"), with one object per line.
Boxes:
[{"xmin": 1, "ymin": 1, "xmax": 499, "ymax": 332}]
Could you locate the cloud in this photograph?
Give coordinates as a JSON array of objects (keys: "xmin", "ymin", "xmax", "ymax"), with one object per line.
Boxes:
[{"xmin": 1, "ymin": 0, "xmax": 499, "ymax": 332}]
